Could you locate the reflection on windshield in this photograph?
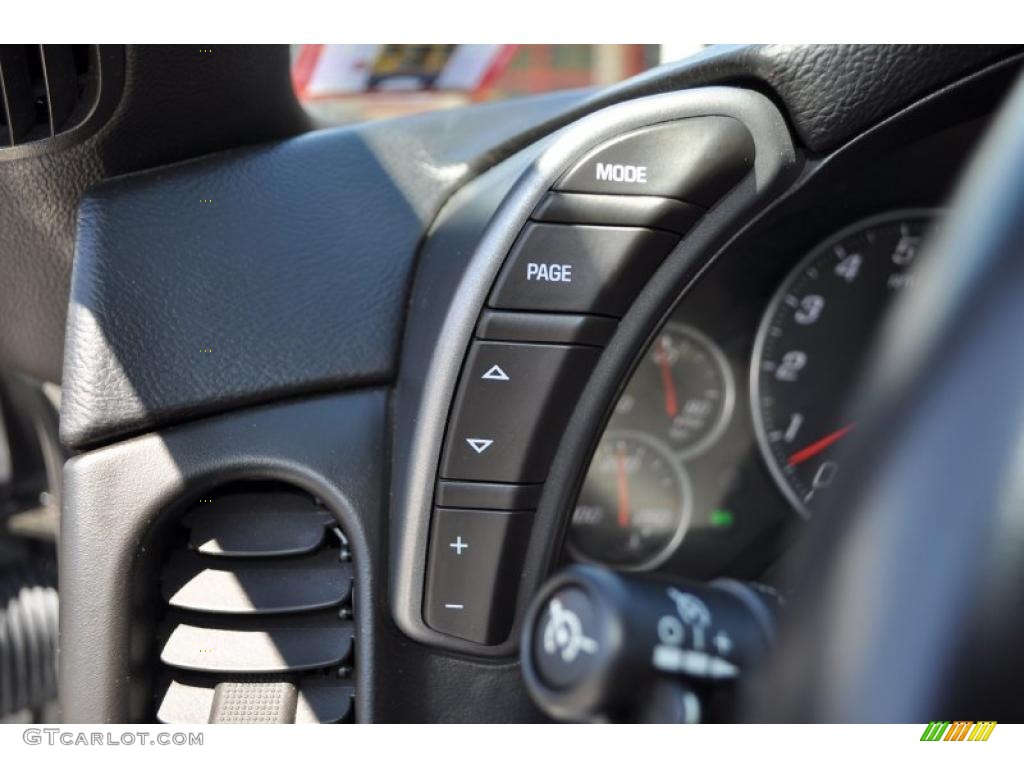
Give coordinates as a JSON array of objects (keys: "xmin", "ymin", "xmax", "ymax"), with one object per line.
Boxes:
[{"xmin": 291, "ymin": 44, "xmax": 702, "ymax": 124}]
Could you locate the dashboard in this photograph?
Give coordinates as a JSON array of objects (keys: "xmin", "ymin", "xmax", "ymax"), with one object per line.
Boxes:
[{"xmin": 41, "ymin": 45, "xmax": 1024, "ymax": 723}]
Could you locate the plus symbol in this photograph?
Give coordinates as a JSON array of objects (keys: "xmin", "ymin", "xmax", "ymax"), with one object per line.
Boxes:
[{"xmin": 449, "ymin": 536, "xmax": 468, "ymax": 555}]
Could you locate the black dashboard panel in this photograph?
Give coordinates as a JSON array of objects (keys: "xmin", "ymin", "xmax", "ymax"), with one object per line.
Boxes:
[
  {"xmin": 0, "ymin": 45, "xmax": 310, "ymax": 385},
  {"xmin": 57, "ymin": 86, "xmax": 595, "ymax": 450},
  {"xmin": 62, "ymin": 128, "xmax": 426, "ymax": 448}
]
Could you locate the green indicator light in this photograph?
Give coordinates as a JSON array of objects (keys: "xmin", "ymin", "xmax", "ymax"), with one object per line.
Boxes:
[{"xmin": 709, "ymin": 509, "xmax": 734, "ymax": 528}]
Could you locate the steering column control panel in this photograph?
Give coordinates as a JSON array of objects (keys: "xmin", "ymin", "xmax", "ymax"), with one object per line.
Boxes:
[
  {"xmin": 393, "ymin": 88, "xmax": 796, "ymax": 654},
  {"xmin": 423, "ymin": 117, "xmax": 755, "ymax": 645}
]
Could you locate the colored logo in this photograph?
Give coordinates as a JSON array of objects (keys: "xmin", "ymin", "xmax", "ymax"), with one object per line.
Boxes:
[{"xmin": 921, "ymin": 721, "xmax": 997, "ymax": 741}]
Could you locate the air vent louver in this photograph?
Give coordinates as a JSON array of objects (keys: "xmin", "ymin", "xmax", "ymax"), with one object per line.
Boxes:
[
  {"xmin": 0, "ymin": 45, "xmax": 97, "ymax": 148},
  {"xmin": 155, "ymin": 485, "xmax": 356, "ymax": 724}
]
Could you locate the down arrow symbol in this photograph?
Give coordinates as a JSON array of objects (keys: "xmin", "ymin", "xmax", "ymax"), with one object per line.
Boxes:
[{"xmin": 466, "ymin": 438, "xmax": 494, "ymax": 454}]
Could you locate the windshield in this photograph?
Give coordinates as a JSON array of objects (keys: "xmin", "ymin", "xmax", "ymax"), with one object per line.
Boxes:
[{"xmin": 291, "ymin": 44, "xmax": 703, "ymax": 124}]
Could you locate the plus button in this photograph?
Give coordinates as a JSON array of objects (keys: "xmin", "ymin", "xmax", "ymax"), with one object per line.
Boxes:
[{"xmin": 449, "ymin": 536, "xmax": 469, "ymax": 555}]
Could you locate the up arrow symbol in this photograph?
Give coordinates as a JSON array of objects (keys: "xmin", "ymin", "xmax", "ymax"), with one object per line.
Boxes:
[
  {"xmin": 466, "ymin": 438, "xmax": 494, "ymax": 454},
  {"xmin": 481, "ymin": 365, "xmax": 510, "ymax": 381}
]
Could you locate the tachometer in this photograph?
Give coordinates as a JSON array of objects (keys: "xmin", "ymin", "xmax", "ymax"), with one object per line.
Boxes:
[
  {"xmin": 751, "ymin": 211, "xmax": 933, "ymax": 517},
  {"xmin": 569, "ymin": 431, "xmax": 692, "ymax": 570}
]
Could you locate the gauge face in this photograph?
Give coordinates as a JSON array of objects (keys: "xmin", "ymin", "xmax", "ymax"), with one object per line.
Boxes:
[
  {"xmin": 569, "ymin": 431, "xmax": 691, "ymax": 570},
  {"xmin": 609, "ymin": 323, "xmax": 734, "ymax": 460},
  {"xmin": 752, "ymin": 211, "xmax": 933, "ymax": 517}
]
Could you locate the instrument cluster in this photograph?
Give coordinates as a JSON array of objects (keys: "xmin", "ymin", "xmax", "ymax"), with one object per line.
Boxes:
[{"xmin": 568, "ymin": 211, "xmax": 936, "ymax": 579}]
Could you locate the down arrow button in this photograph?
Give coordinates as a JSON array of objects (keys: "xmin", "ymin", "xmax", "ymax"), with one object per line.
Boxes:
[{"xmin": 440, "ymin": 341, "xmax": 601, "ymax": 484}]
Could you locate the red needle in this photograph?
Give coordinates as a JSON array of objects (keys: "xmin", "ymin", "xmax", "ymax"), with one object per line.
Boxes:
[
  {"xmin": 787, "ymin": 423, "xmax": 857, "ymax": 467},
  {"xmin": 657, "ymin": 336, "xmax": 679, "ymax": 418},
  {"xmin": 615, "ymin": 442, "xmax": 631, "ymax": 529}
]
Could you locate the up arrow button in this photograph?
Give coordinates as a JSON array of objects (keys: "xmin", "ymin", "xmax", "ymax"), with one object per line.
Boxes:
[
  {"xmin": 481, "ymin": 364, "xmax": 510, "ymax": 381},
  {"xmin": 439, "ymin": 340, "xmax": 602, "ymax": 483}
]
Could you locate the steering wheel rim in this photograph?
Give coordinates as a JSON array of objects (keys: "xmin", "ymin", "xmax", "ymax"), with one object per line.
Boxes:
[{"xmin": 747, "ymin": 71, "xmax": 1024, "ymax": 722}]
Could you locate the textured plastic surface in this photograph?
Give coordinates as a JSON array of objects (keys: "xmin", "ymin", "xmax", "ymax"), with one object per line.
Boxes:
[
  {"xmin": 210, "ymin": 679, "xmax": 297, "ymax": 723},
  {"xmin": 1, "ymin": 45, "xmax": 308, "ymax": 384},
  {"xmin": 58, "ymin": 85, "xmax": 589, "ymax": 447},
  {"xmin": 157, "ymin": 674, "xmax": 354, "ymax": 724},
  {"xmin": 62, "ymin": 130, "xmax": 424, "ymax": 448}
]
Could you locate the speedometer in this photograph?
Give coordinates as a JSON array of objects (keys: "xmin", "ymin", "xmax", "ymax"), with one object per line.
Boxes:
[{"xmin": 751, "ymin": 211, "xmax": 934, "ymax": 517}]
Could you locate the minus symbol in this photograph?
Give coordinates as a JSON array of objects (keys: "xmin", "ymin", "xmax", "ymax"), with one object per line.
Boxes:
[{"xmin": 444, "ymin": 603, "xmax": 464, "ymax": 610}]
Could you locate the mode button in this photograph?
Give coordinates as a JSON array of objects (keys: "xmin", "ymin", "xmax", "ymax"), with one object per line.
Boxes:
[{"xmin": 554, "ymin": 116, "xmax": 754, "ymax": 207}]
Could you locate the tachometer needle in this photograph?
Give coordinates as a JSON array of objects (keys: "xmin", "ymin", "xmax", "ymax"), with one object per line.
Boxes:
[
  {"xmin": 787, "ymin": 423, "xmax": 857, "ymax": 467},
  {"xmin": 615, "ymin": 441, "xmax": 631, "ymax": 529},
  {"xmin": 657, "ymin": 336, "xmax": 679, "ymax": 418}
]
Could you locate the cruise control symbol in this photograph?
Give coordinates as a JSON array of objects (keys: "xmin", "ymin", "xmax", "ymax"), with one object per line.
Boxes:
[
  {"xmin": 466, "ymin": 438, "xmax": 494, "ymax": 454},
  {"xmin": 481, "ymin": 364, "xmax": 510, "ymax": 381}
]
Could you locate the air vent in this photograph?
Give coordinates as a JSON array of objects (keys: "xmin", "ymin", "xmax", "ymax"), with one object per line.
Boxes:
[
  {"xmin": 154, "ymin": 484, "xmax": 356, "ymax": 724},
  {"xmin": 0, "ymin": 45, "xmax": 102, "ymax": 149}
]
